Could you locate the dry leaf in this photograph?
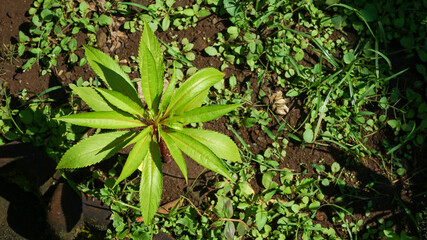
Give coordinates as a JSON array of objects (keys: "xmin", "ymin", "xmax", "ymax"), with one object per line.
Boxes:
[
  {"xmin": 157, "ymin": 198, "xmax": 184, "ymax": 214},
  {"xmin": 268, "ymin": 91, "xmax": 290, "ymax": 115}
]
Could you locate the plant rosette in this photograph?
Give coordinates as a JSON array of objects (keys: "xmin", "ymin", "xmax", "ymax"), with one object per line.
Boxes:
[{"xmin": 54, "ymin": 21, "xmax": 241, "ymax": 224}]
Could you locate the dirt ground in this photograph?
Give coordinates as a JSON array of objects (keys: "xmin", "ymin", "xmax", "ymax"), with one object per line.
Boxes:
[{"xmin": 0, "ymin": 0, "xmax": 425, "ymax": 238}]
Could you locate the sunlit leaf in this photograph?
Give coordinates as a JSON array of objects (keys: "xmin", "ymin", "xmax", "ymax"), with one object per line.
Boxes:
[
  {"xmin": 70, "ymin": 86, "xmax": 113, "ymax": 111},
  {"xmin": 57, "ymin": 131, "xmax": 135, "ymax": 169},
  {"xmin": 205, "ymin": 46, "xmax": 218, "ymax": 56},
  {"xmin": 175, "ymin": 89, "xmax": 209, "ymax": 114},
  {"xmin": 166, "ymin": 104, "xmax": 241, "ymax": 124},
  {"xmin": 140, "ymin": 21, "xmax": 163, "ymax": 78},
  {"xmin": 166, "ymin": 68, "xmax": 224, "ymax": 115},
  {"xmin": 179, "ymin": 128, "xmax": 241, "ymax": 162},
  {"xmin": 95, "ymin": 88, "xmax": 145, "ymax": 117},
  {"xmin": 159, "ymin": 63, "xmax": 177, "ymax": 113},
  {"xmin": 84, "ymin": 45, "xmax": 142, "ymax": 106},
  {"xmin": 139, "ymin": 21, "xmax": 164, "ymax": 111},
  {"xmin": 115, "ymin": 128, "xmax": 152, "ymax": 186},
  {"xmin": 55, "ymin": 111, "xmax": 144, "ymax": 129},
  {"xmin": 139, "ymin": 38, "xmax": 162, "ymax": 111},
  {"xmin": 139, "ymin": 139, "xmax": 162, "ymax": 224},
  {"xmin": 166, "ymin": 130, "xmax": 232, "ymax": 180},
  {"xmin": 303, "ymin": 128, "xmax": 314, "ymax": 143}
]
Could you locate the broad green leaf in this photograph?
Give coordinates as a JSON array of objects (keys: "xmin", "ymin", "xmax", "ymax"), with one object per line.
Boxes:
[
  {"xmin": 179, "ymin": 128, "xmax": 241, "ymax": 162},
  {"xmin": 126, "ymin": 126, "xmax": 153, "ymax": 146},
  {"xmin": 160, "ymin": 130, "xmax": 188, "ymax": 183},
  {"xmin": 224, "ymin": 0, "xmax": 240, "ymax": 17},
  {"xmin": 224, "ymin": 221, "xmax": 235, "ymax": 240},
  {"xmin": 159, "ymin": 63, "xmax": 177, "ymax": 113},
  {"xmin": 205, "ymin": 46, "xmax": 218, "ymax": 56},
  {"xmin": 256, "ymin": 204, "xmax": 268, "ymax": 230},
  {"xmin": 139, "ymin": 21, "xmax": 164, "ymax": 112},
  {"xmin": 166, "ymin": 103, "xmax": 242, "ymax": 123},
  {"xmin": 55, "ymin": 111, "xmax": 144, "ymax": 129},
  {"xmin": 139, "ymin": 138, "xmax": 162, "ymax": 224},
  {"xmin": 262, "ymin": 171, "xmax": 278, "ymax": 190},
  {"xmin": 303, "ymin": 128, "xmax": 314, "ymax": 143},
  {"xmin": 84, "ymin": 45, "xmax": 142, "ymax": 106},
  {"xmin": 115, "ymin": 128, "xmax": 152, "ymax": 186},
  {"xmin": 140, "ymin": 21, "xmax": 163, "ymax": 79},
  {"xmin": 237, "ymin": 182, "xmax": 255, "ymax": 198},
  {"xmin": 71, "ymin": 87, "xmax": 112, "ymax": 111},
  {"xmin": 166, "ymin": 68, "xmax": 224, "ymax": 115},
  {"xmin": 331, "ymin": 162, "xmax": 341, "ymax": 173},
  {"xmin": 163, "ymin": 121, "xmax": 185, "ymax": 131},
  {"xmin": 19, "ymin": 31, "xmax": 28, "ymax": 43},
  {"xmin": 175, "ymin": 89, "xmax": 209, "ymax": 114},
  {"xmin": 343, "ymin": 51, "xmax": 355, "ymax": 64},
  {"xmin": 139, "ymin": 39, "xmax": 162, "ymax": 111},
  {"xmin": 95, "ymin": 88, "xmax": 145, "ymax": 117},
  {"xmin": 167, "ymin": 130, "xmax": 232, "ymax": 180},
  {"xmin": 57, "ymin": 131, "xmax": 135, "ymax": 169}
]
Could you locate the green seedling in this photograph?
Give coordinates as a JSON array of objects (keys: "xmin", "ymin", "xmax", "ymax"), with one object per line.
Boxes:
[
  {"xmin": 54, "ymin": 22, "xmax": 242, "ymax": 224},
  {"xmin": 120, "ymin": 1, "xmax": 211, "ymax": 33}
]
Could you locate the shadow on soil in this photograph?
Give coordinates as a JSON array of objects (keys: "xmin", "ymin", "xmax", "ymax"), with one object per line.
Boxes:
[
  {"xmin": 319, "ymin": 144, "xmax": 425, "ymax": 237},
  {"xmin": 0, "ymin": 178, "xmax": 49, "ymax": 239}
]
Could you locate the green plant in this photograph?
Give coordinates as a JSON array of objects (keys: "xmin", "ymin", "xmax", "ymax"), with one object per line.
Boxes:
[
  {"xmin": 120, "ymin": 0, "xmax": 211, "ymax": 33},
  {"xmin": 54, "ymin": 22, "xmax": 242, "ymax": 224},
  {"xmin": 0, "ymin": 86, "xmax": 83, "ymax": 166},
  {"xmin": 0, "ymin": 43, "xmax": 18, "ymax": 64},
  {"xmin": 19, "ymin": 0, "xmax": 112, "ymax": 74}
]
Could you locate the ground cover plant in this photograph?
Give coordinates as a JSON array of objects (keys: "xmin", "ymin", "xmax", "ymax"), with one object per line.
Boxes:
[{"xmin": 0, "ymin": 0, "xmax": 426, "ymax": 239}]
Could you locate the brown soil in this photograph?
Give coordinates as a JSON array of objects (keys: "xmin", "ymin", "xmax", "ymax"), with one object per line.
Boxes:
[{"xmin": 0, "ymin": 1, "xmax": 425, "ymax": 239}]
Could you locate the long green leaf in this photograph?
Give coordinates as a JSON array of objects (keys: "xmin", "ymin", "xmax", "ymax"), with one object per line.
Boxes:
[
  {"xmin": 179, "ymin": 128, "xmax": 241, "ymax": 162},
  {"xmin": 71, "ymin": 86, "xmax": 113, "ymax": 111},
  {"xmin": 139, "ymin": 138, "xmax": 162, "ymax": 224},
  {"xmin": 328, "ymin": 4, "xmax": 376, "ymax": 39},
  {"xmin": 95, "ymin": 88, "xmax": 145, "ymax": 117},
  {"xmin": 312, "ymin": 38, "xmax": 339, "ymax": 69},
  {"xmin": 159, "ymin": 63, "xmax": 177, "ymax": 113},
  {"xmin": 166, "ymin": 68, "xmax": 224, "ymax": 115},
  {"xmin": 160, "ymin": 130, "xmax": 188, "ymax": 183},
  {"xmin": 140, "ymin": 21, "xmax": 163, "ymax": 77},
  {"xmin": 139, "ymin": 21, "xmax": 164, "ymax": 112},
  {"xmin": 313, "ymin": 65, "xmax": 353, "ymax": 142},
  {"xmin": 166, "ymin": 103, "xmax": 242, "ymax": 124},
  {"xmin": 126, "ymin": 126, "xmax": 153, "ymax": 146},
  {"xmin": 55, "ymin": 111, "xmax": 144, "ymax": 129},
  {"xmin": 355, "ymin": 83, "xmax": 376, "ymax": 106},
  {"xmin": 366, "ymin": 49, "xmax": 392, "ymax": 70},
  {"xmin": 57, "ymin": 131, "xmax": 135, "ymax": 169},
  {"xmin": 114, "ymin": 128, "xmax": 152, "ymax": 186},
  {"xmin": 167, "ymin": 130, "xmax": 232, "ymax": 180},
  {"xmin": 139, "ymin": 39, "xmax": 162, "ymax": 111},
  {"xmin": 175, "ymin": 89, "xmax": 209, "ymax": 114},
  {"xmin": 118, "ymin": 2, "xmax": 149, "ymax": 11},
  {"xmin": 84, "ymin": 45, "xmax": 142, "ymax": 106}
]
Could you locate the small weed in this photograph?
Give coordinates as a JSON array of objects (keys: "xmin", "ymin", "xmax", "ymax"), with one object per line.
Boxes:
[
  {"xmin": 0, "ymin": 43, "xmax": 18, "ymax": 64},
  {"xmin": 19, "ymin": 0, "xmax": 113, "ymax": 74}
]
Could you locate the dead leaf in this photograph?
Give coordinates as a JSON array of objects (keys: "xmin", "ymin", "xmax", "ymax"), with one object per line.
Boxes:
[
  {"xmin": 268, "ymin": 91, "xmax": 290, "ymax": 115},
  {"xmin": 157, "ymin": 198, "xmax": 184, "ymax": 214},
  {"xmin": 135, "ymin": 216, "xmax": 143, "ymax": 223}
]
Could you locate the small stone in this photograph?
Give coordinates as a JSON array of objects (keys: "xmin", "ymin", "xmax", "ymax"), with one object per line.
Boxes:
[{"xmin": 97, "ymin": 31, "xmax": 107, "ymax": 47}]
